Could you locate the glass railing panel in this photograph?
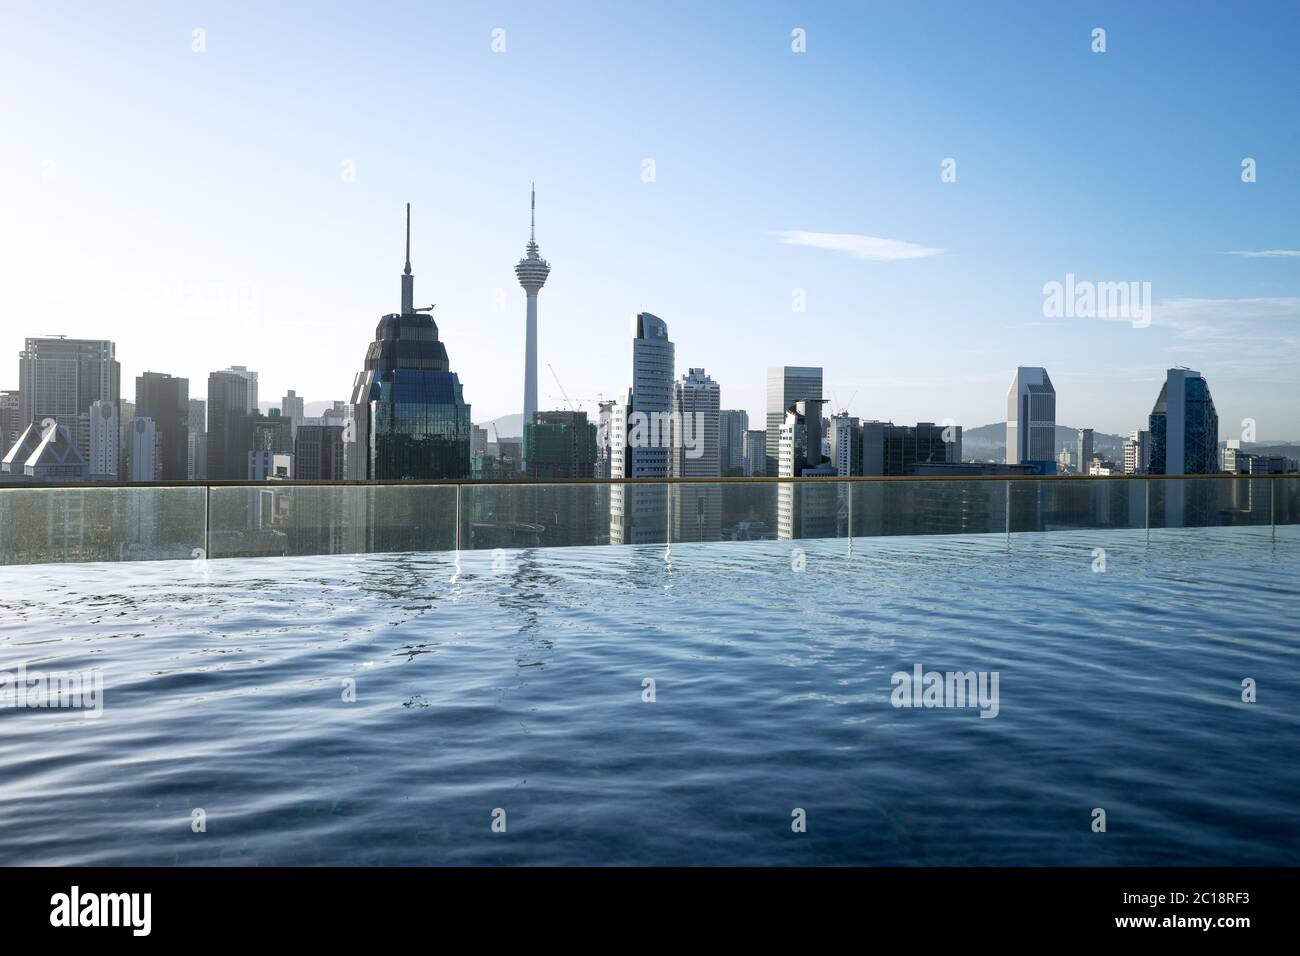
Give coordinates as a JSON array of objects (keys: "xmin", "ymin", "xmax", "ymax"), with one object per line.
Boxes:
[
  {"xmin": 5, "ymin": 476, "xmax": 1297, "ymax": 566},
  {"xmin": 851, "ymin": 479, "xmax": 1010, "ymax": 537},
  {"xmin": 0, "ymin": 485, "xmax": 207, "ymax": 564},
  {"xmin": 1007, "ymin": 477, "xmax": 1148, "ymax": 533},
  {"xmin": 1275, "ymin": 477, "xmax": 1299, "ymax": 526},
  {"xmin": 774, "ymin": 479, "xmax": 847, "ymax": 541},
  {"xmin": 207, "ymin": 484, "xmax": 456, "ymax": 558},
  {"xmin": 457, "ymin": 482, "xmax": 612, "ymax": 549},
  {"xmin": 1146, "ymin": 476, "xmax": 1272, "ymax": 530},
  {"xmin": 607, "ymin": 482, "xmax": 668, "ymax": 546},
  {"xmin": 665, "ymin": 480, "xmax": 788, "ymax": 544}
]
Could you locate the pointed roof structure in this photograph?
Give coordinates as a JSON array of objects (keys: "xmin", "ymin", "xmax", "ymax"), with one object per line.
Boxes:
[{"xmin": 1, "ymin": 422, "xmax": 43, "ymax": 474}]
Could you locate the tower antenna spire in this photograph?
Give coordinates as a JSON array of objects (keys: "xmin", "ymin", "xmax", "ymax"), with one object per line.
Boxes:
[
  {"xmin": 530, "ymin": 183, "xmax": 536, "ymax": 242},
  {"xmin": 400, "ymin": 203, "xmax": 414, "ymax": 314},
  {"xmin": 404, "ymin": 202, "xmax": 412, "ymax": 276}
]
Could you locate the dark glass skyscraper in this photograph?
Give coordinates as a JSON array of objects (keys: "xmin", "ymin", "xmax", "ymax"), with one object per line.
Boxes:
[
  {"xmin": 135, "ymin": 371, "xmax": 189, "ymax": 481},
  {"xmin": 346, "ymin": 205, "xmax": 471, "ymax": 480},
  {"xmin": 206, "ymin": 369, "xmax": 251, "ymax": 481},
  {"xmin": 1148, "ymin": 368, "xmax": 1218, "ymax": 475}
]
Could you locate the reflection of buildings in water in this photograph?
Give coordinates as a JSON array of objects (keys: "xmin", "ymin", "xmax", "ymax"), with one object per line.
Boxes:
[{"xmin": 670, "ymin": 484, "xmax": 721, "ymax": 543}]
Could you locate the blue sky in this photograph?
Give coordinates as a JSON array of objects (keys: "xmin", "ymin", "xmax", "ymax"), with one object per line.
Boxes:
[{"xmin": 2, "ymin": 0, "xmax": 1297, "ymax": 438}]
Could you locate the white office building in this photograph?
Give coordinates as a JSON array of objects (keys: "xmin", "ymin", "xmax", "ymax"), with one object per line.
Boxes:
[
  {"xmin": 88, "ymin": 399, "xmax": 119, "ymax": 479},
  {"xmin": 128, "ymin": 416, "xmax": 160, "ymax": 482},
  {"xmin": 1006, "ymin": 366, "xmax": 1056, "ymax": 465},
  {"xmin": 1124, "ymin": 429, "xmax": 1150, "ymax": 475},
  {"xmin": 671, "ymin": 368, "xmax": 721, "ymax": 543}
]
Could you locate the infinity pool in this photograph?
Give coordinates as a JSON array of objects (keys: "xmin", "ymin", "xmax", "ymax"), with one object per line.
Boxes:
[{"xmin": 1, "ymin": 527, "xmax": 1297, "ymax": 865}]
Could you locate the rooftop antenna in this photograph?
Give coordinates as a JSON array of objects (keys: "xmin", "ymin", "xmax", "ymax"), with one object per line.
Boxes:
[{"xmin": 400, "ymin": 203, "xmax": 414, "ymax": 314}]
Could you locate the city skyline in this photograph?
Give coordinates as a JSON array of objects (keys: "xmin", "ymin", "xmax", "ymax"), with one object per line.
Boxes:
[{"xmin": 2, "ymin": 2, "xmax": 1299, "ymax": 439}]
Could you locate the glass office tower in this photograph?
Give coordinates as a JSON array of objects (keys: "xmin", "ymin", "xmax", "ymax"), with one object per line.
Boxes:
[{"xmin": 346, "ymin": 205, "xmax": 471, "ymax": 480}]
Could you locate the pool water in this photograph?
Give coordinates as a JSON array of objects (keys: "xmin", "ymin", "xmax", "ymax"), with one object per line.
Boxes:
[{"xmin": 1, "ymin": 527, "xmax": 1297, "ymax": 865}]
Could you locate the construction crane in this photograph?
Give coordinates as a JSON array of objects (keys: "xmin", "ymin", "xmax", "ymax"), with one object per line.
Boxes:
[{"xmin": 548, "ymin": 363, "xmax": 576, "ymax": 412}]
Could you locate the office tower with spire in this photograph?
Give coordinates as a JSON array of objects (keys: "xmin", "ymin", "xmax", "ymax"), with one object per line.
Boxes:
[
  {"xmin": 515, "ymin": 184, "xmax": 551, "ymax": 470},
  {"xmin": 1006, "ymin": 366, "xmax": 1056, "ymax": 468},
  {"xmin": 345, "ymin": 204, "xmax": 471, "ymax": 480}
]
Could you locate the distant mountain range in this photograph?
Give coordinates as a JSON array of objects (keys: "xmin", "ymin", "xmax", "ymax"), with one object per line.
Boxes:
[
  {"xmin": 476, "ymin": 413, "xmax": 524, "ymax": 441},
  {"xmin": 962, "ymin": 422, "xmax": 1300, "ymax": 464},
  {"xmin": 961, "ymin": 423, "xmax": 1127, "ymax": 463}
]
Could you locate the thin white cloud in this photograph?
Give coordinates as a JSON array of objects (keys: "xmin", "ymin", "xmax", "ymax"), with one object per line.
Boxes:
[
  {"xmin": 772, "ymin": 230, "xmax": 945, "ymax": 261},
  {"xmin": 1154, "ymin": 296, "xmax": 1300, "ymax": 331},
  {"xmin": 1218, "ymin": 249, "xmax": 1300, "ymax": 258}
]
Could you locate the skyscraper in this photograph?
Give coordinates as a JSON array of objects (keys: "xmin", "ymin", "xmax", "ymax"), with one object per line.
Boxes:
[
  {"xmin": 187, "ymin": 398, "xmax": 207, "ymax": 479},
  {"xmin": 18, "ymin": 336, "xmax": 120, "ymax": 459},
  {"xmin": 0, "ymin": 390, "xmax": 20, "ymax": 456},
  {"xmin": 294, "ymin": 423, "xmax": 344, "ymax": 481},
  {"xmin": 828, "ymin": 413, "xmax": 862, "ymax": 477},
  {"xmin": 743, "ymin": 429, "xmax": 766, "ymax": 478},
  {"xmin": 281, "ymin": 390, "xmax": 304, "ymax": 437},
  {"xmin": 224, "ymin": 366, "xmax": 258, "ymax": 413},
  {"xmin": 766, "ymin": 367, "xmax": 822, "ymax": 477},
  {"xmin": 135, "ymin": 371, "xmax": 189, "ymax": 481},
  {"xmin": 345, "ymin": 204, "xmax": 471, "ymax": 480},
  {"xmin": 1006, "ymin": 366, "xmax": 1056, "ymax": 467},
  {"xmin": 1076, "ymin": 427, "xmax": 1094, "ymax": 475},
  {"xmin": 207, "ymin": 369, "xmax": 251, "ymax": 480},
  {"xmin": 524, "ymin": 411, "xmax": 597, "ymax": 479},
  {"xmin": 1124, "ymin": 429, "xmax": 1150, "ymax": 475},
  {"xmin": 610, "ymin": 313, "xmax": 674, "ymax": 544},
  {"xmin": 671, "ymin": 368, "xmax": 721, "ymax": 543},
  {"xmin": 718, "ymin": 409, "xmax": 748, "ymax": 477},
  {"xmin": 671, "ymin": 369, "xmax": 720, "ymax": 478},
  {"xmin": 1149, "ymin": 368, "xmax": 1218, "ymax": 475},
  {"xmin": 515, "ymin": 185, "xmax": 551, "ymax": 471},
  {"xmin": 128, "ymin": 417, "xmax": 160, "ymax": 482},
  {"xmin": 861, "ymin": 422, "xmax": 962, "ymax": 475},
  {"xmin": 778, "ymin": 398, "xmax": 836, "ymax": 539},
  {"xmin": 89, "ymin": 399, "xmax": 119, "ymax": 479}
]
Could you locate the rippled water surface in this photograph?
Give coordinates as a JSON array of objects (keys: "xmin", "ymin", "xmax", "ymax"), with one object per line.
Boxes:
[{"xmin": 1, "ymin": 527, "xmax": 1298, "ymax": 866}]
